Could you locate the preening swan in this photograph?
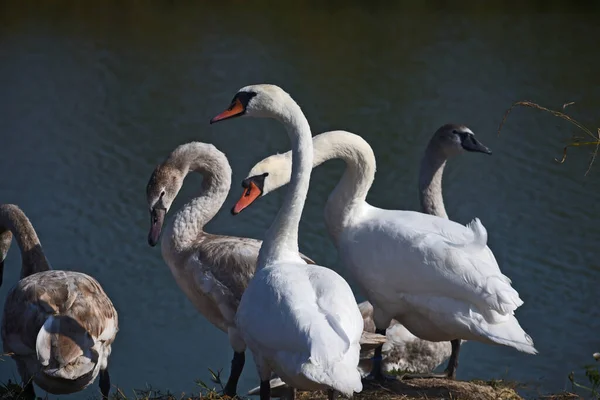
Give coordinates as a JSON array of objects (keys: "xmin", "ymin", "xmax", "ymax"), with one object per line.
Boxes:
[
  {"xmin": 0, "ymin": 204, "xmax": 118, "ymax": 398},
  {"xmin": 210, "ymin": 84, "xmax": 364, "ymax": 400},
  {"xmin": 145, "ymin": 141, "xmax": 316, "ymax": 397},
  {"xmin": 232, "ymin": 128, "xmax": 536, "ymax": 381}
]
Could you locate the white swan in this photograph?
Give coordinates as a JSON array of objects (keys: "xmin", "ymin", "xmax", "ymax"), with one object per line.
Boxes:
[
  {"xmin": 210, "ymin": 84, "xmax": 364, "ymax": 400},
  {"xmin": 359, "ymin": 124, "xmax": 493, "ymax": 378},
  {"xmin": 145, "ymin": 141, "xmax": 316, "ymax": 397},
  {"xmin": 231, "ymin": 128, "xmax": 536, "ymax": 381},
  {"xmin": 0, "ymin": 204, "xmax": 118, "ymax": 398}
]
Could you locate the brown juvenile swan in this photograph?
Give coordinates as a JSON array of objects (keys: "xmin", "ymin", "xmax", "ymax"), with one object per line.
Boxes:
[{"xmin": 0, "ymin": 204, "xmax": 118, "ymax": 398}]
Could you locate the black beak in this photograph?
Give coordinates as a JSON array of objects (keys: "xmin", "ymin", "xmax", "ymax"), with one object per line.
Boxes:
[
  {"xmin": 0, "ymin": 259, "xmax": 4, "ymax": 288},
  {"xmin": 461, "ymin": 134, "xmax": 492, "ymax": 155},
  {"xmin": 148, "ymin": 208, "xmax": 166, "ymax": 247}
]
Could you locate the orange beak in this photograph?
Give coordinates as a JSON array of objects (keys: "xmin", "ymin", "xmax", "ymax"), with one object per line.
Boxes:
[
  {"xmin": 210, "ymin": 98, "xmax": 245, "ymax": 124},
  {"xmin": 231, "ymin": 181, "xmax": 261, "ymax": 215}
]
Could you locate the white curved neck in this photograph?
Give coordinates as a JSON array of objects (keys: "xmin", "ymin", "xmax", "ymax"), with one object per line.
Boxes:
[
  {"xmin": 0, "ymin": 204, "xmax": 51, "ymax": 278},
  {"xmin": 419, "ymin": 140, "xmax": 449, "ymax": 219},
  {"xmin": 251, "ymin": 131, "xmax": 376, "ymax": 246},
  {"xmin": 316, "ymin": 132, "xmax": 376, "ymax": 243},
  {"xmin": 162, "ymin": 146, "xmax": 232, "ymax": 255},
  {"xmin": 257, "ymin": 101, "xmax": 313, "ymax": 268}
]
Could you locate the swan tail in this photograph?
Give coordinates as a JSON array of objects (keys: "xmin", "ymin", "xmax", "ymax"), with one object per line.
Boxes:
[
  {"xmin": 465, "ymin": 218, "xmax": 488, "ymax": 250},
  {"xmin": 302, "ymin": 344, "xmax": 363, "ymax": 397},
  {"xmin": 482, "ymin": 276, "xmax": 524, "ymax": 315},
  {"xmin": 477, "ymin": 315, "xmax": 537, "ymax": 355}
]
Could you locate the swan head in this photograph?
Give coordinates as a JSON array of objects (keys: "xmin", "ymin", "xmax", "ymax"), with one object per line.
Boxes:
[
  {"xmin": 209, "ymin": 84, "xmax": 294, "ymax": 123},
  {"xmin": 431, "ymin": 124, "xmax": 491, "ymax": 157},
  {"xmin": 146, "ymin": 164, "xmax": 184, "ymax": 247},
  {"xmin": 230, "ymin": 152, "xmax": 293, "ymax": 214}
]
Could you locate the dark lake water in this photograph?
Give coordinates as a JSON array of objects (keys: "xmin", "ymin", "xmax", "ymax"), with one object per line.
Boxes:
[{"xmin": 1, "ymin": 1, "xmax": 599, "ymax": 398}]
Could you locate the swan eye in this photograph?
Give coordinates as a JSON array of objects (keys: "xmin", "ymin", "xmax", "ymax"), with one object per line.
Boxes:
[
  {"xmin": 160, "ymin": 191, "xmax": 165, "ymax": 198},
  {"xmin": 452, "ymin": 129, "xmax": 458, "ymax": 134}
]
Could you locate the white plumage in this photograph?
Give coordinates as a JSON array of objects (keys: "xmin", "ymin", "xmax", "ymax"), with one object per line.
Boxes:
[{"xmin": 211, "ymin": 84, "xmax": 363, "ymax": 399}]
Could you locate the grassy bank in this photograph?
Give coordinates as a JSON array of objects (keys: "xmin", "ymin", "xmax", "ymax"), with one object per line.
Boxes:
[
  {"xmin": 0, "ymin": 378, "xmax": 583, "ymax": 400},
  {"xmin": 2, "ymin": 354, "xmax": 597, "ymax": 400}
]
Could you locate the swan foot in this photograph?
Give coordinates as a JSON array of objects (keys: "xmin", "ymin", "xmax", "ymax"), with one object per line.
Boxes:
[
  {"xmin": 223, "ymin": 351, "xmax": 246, "ymax": 398},
  {"xmin": 99, "ymin": 368, "xmax": 111, "ymax": 398},
  {"xmin": 397, "ymin": 372, "xmax": 448, "ymax": 380},
  {"xmin": 364, "ymin": 372, "xmax": 399, "ymax": 382},
  {"xmin": 327, "ymin": 389, "xmax": 337, "ymax": 400}
]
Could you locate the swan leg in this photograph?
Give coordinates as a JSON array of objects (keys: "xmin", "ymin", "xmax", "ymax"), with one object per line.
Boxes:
[
  {"xmin": 327, "ymin": 389, "xmax": 337, "ymax": 400},
  {"xmin": 259, "ymin": 379, "xmax": 271, "ymax": 400},
  {"xmin": 444, "ymin": 339, "xmax": 461, "ymax": 379},
  {"xmin": 99, "ymin": 367, "xmax": 111, "ymax": 398},
  {"xmin": 223, "ymin": 351, "xmax": 245, "ymax": 397},
  {"xmin": 365, "ymin": 328, "xmax": 397, "ymax": 382}
]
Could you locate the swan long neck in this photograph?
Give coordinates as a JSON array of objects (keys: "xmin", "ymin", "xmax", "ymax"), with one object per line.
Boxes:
[
  {"xmin": 419, "ymin": 140, "xmax": 449, "ymax": 219},
  {"xmin": 163, "ymin": 146, "xmax": 232, "ymax": 255},
  {"xmin": 257, "ymin": 101, "xmax": 313, "ymax": 268},
  {"xmin": 0, "ymin": 204, "xmax": 51, "ymax": 280},
  {"xmin": 251, "ymin": 131, "xmax": 376, "ymax": 246},
  {"xmin": 318, "ymin": 132, "xmax": 376, "ymax": 244}
]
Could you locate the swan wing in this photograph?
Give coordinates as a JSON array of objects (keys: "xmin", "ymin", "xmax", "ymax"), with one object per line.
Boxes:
[
  {"xmin": 191, "ymin": 235, "xmax": 316, "ymax": 318},
  {"xmin": 345, "ymin": 210, "xmax": 522, "ymax": 320},
  {"xmin": 236, "ymin": 263, "xmax": 361, "ymax": 368}
]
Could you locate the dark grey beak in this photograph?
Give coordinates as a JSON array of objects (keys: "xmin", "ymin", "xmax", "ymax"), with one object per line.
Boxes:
[
  {"xmin": 0, "ymin": 259, "xmax": 4, "ymax": 287},
  {"xmin": 148, "ymin": 208, "xmax": 166, "ymax": 247},
  {"xmin": 461, "ymin": 134, "xmax": 492, "ymax": 155}
]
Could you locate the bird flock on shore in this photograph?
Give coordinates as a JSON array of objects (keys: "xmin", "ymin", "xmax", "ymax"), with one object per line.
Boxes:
[{"xmin": 1, "ymin": 84, "xmax": 536, "ymax": 400}]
